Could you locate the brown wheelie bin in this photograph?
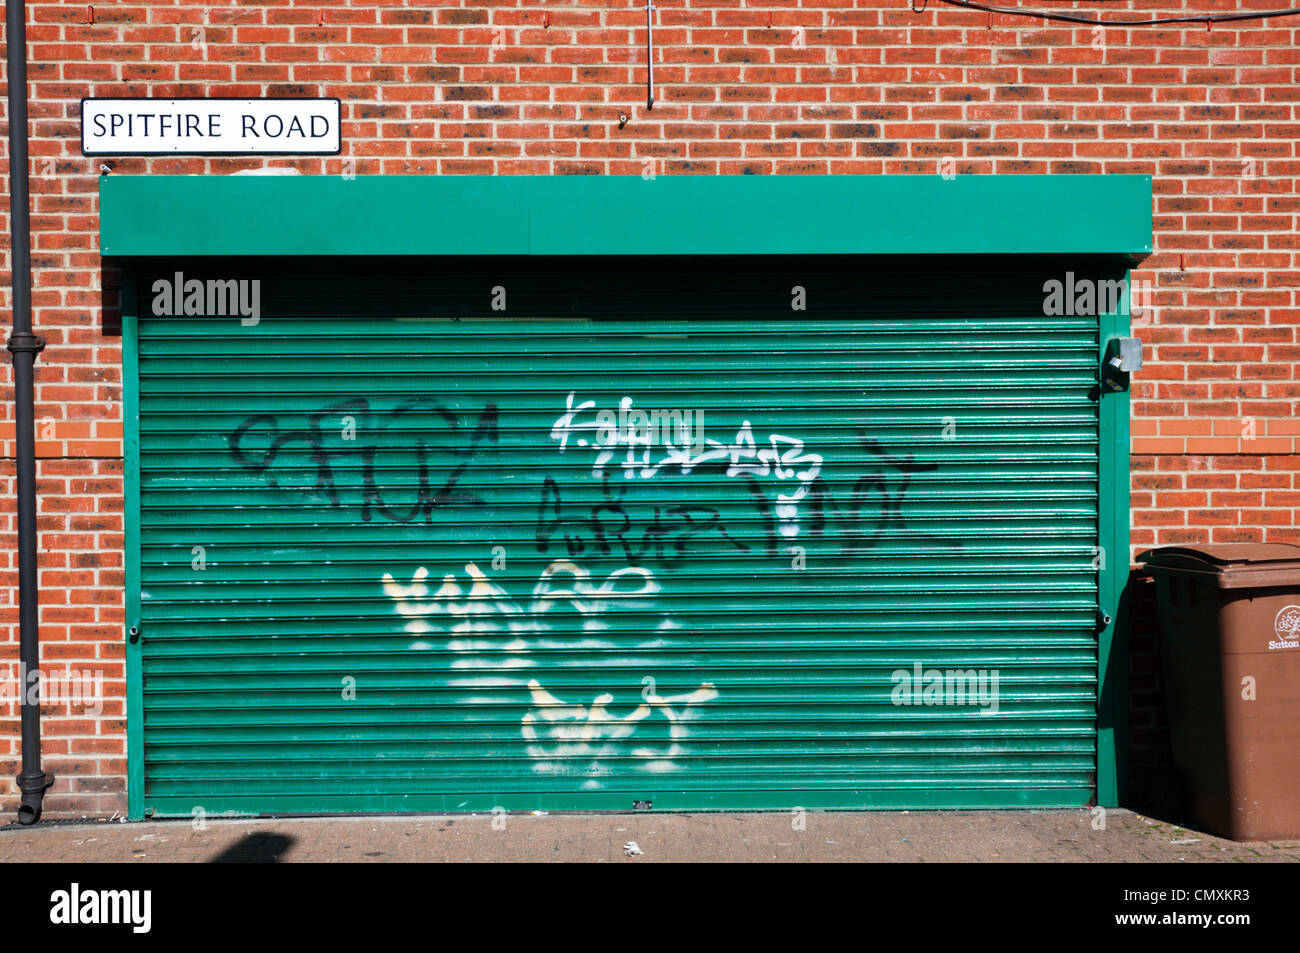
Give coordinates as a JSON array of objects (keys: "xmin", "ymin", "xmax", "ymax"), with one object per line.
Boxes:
[{"xmin": 1138, "ymin": 544, "xmax": 1300, "ymax": 840}]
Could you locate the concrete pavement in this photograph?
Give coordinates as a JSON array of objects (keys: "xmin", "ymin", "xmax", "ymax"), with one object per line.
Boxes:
[{"xmin": 2, "ymin": 809, "xmax": 1299, "ymax": 862}]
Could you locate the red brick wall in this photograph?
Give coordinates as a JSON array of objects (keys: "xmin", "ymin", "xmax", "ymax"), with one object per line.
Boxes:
[{"xmin": 2, "ymin": 0, "xmax": 1298, "ymax": 818}]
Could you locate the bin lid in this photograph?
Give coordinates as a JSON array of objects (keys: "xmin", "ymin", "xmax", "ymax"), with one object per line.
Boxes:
[{"xmin": 1138, "ymin": 543, "xmax": 1300, "ymax": 589}]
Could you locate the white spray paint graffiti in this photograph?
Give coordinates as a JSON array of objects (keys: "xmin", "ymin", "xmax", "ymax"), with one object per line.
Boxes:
[
  {"xmin": 381, "ymin": 559, "xmax": 718, "ymax": 785},
  {"xmin": 551, "ymin": 392, "xmax": 822, "ymax": 539},
  {"xmin": 522, "ymin": 680, "xmax": 718, "ymax": 782}
]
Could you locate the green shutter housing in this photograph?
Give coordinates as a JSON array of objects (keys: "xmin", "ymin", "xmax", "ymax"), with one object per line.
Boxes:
[{"xmin": 107, "ymin": 175, "xmax": 1150, "ymax": 818}]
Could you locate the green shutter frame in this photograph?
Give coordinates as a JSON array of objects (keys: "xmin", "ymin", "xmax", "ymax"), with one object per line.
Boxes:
[{"xmin": 109, "ymin": 176, "xmax": 1148, "ymax": 818}]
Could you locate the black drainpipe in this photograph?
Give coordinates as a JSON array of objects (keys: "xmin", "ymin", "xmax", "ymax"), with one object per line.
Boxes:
[{"xmin": 6, "ymin": 0, "xmax": 52, "ymax": 825}]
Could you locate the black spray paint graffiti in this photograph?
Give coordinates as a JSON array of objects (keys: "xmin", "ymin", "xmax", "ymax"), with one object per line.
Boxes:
[
  {"xmin": 228, "ymin": 401, "xmax": 957, "ymax": 560},
  {"xmin": 228, "ymin": 397, "xmax": 498, "ymax": 523},
  {"xmin": 536, "ymin": 474, "xmax": 750, "ymax": 568},
  {"xmin": 807, "ymin": 438, "xmax": 964, "ymax": 555},
  {"xmin": 535, "ymin": 437, "xmax": 961, "ymax": 566}
]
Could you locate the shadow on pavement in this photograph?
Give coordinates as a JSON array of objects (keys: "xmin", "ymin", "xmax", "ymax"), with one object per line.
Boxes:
[{"xmin": 208, "ymin": 832, "xmax": 295, "ymax": 863}]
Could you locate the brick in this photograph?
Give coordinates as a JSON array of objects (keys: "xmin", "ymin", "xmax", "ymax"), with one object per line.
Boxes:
[
  {"xmin": 1186, "ymin": 437, "xmax": 1248, "ymax": 454},
  {"xmin": 1132, "ymin": 437, "xmax": 1185, "ymax": 455}
]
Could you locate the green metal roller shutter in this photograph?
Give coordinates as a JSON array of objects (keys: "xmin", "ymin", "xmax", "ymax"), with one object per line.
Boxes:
[{"xmin": 130, "ymin": 256, "xmax": 1120, "ymax": 816}]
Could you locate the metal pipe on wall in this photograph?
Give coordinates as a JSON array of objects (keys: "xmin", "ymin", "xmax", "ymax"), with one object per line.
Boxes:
[
  {"xmin": 646, "ymin": 0, "xmax": 655, "ymax": 109},
  {"xmin": 5, "ymin": 0, "xmax": 52, "ymax": 825}
]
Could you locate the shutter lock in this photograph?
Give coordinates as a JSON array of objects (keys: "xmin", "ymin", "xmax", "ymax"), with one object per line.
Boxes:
[{"xmin": 1102, "ymin": 336, "xmax": 1142, "ymax": 391}]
